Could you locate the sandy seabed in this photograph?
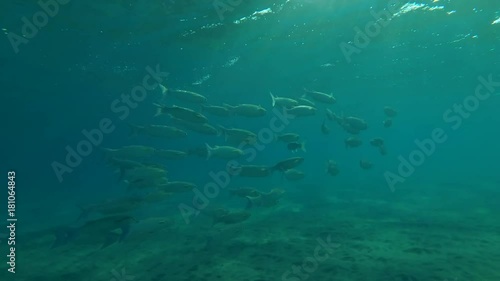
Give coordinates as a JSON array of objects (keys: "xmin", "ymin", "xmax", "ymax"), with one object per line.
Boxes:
[{"xmin": 3, "ymin": 181, "xmax": 499, "ymax": 281}]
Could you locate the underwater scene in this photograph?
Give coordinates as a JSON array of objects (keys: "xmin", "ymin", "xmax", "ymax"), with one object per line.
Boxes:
[{"xmin": 1, "ymin": 0, "xmax": 500, "ymax": 280}]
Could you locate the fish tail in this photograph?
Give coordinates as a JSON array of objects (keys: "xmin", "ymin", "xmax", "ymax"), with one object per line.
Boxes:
[
  {"xmin": 159, "ymin": 84, "xmax": 168, "ymax": 95},
  {"xmin": 153, "ymin": 103, "xmax": 164, "ymax": 117},
  {"xmin": 127, "ymin": 123, "xmax": 139, "ymax": 137},
  {"xmin": 245, "ymin": 196, "xmax": 254, "ymax": 209},
  {"xmin": 269, "ymin": 91, "xmax": 276, "ymax": 107},
  {"xmin": 119, "ymin": 224, "xmax": 131, "ymax": 243},
  {"xmin": 216, "ymin": 125, "xmax": 226, "ymax": 139},
  {"xmin": 76, "ymin": 204, "xmax": 89, "ymax": 222},
  {"xmin": 205, "ymin": 143, "xmax": 213, "ymax": 160},
  {"xmin": 98, "ymin": 147, "xmax": 111, "ymax": 161}
]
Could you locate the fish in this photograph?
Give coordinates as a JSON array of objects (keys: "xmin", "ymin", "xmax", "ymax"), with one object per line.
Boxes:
[
  {"xmin": 228, "ymin": 187, "xmax": 260, "ymax": 198},
  {"xmin": 155, "ymin": 149, "xmax": 188, "ymax": 160},
  {"xmin": 52, "ymin": 215, "xmax": 136, "ymax": 249},
  {"xmin": 271, "ymin": 157, "xmax": 305, "ymax": 172},
  {"xmin": 106, "ymin": 157, "xmax": 145, "ymax": 170},
  {"xmin": 201, "ymin": 105, "xmax": 231, "ymax": 117},
  {"xmin": 187, "ymin": 146, "xmax": 209, "ymax": 158},
  {"xmin": 286, "ymin": 105, "xmax": 317, "ymax": 117},
  {"xmin": 345, "ymin": 136, "xmax": 363, "ymax": 148},
  {"xmin": 370, "ymin": 138, "xmax": 384, "ymax": 147},
  {"xmin": 106, "ymin": 158, "xmax": 147, "ymax": 181},
  {"xmin": 211, "ymin": 208, "xmax": 251, "ymax": 226},
  {"xmin": 343, "ymin": 116, "xmax": 368, "ymax": 131},
  {"xmin": 154, "ymin": 104, "xmax": 208, "ymax": 123},
  {"xmin": 384, "ymin": 106, "xmax": 398, "ymax": 117},
  {"xmin": 359, "ymin": 160, "xmax": 373, "ymax": 170},
  {"xmin": 325, "ymin": 108, "xmax": 336, "ymax": 121},
  {"xmin": 321, "ymin": 119, "xmax": 330, "ymax": 135},
  {"xmin": 101, "ymin": 145, "xmax": 155, "ymax": 160},
  {"xmin": 122, "ymin": 166, "xmax": 167, "ymax": 183},
  {"xmin": 303, "ymin": 88, "xmax": 336, "ymax": 104},
  {"xmin": 383, "ymin": 119, "xmax": 392, "ymax": 128},
  {"xmin": 245, "ymin": 188, "xmax": 285, "ymax": 208},
  {"xmin": 326, "ymin": 160, "xmax": 339, "ymax": 176},
  {"xmin": 76, "ymin": 197, "xmax": 143, "ymax": 221},
  {"xmin": 269, "ymin": 92, "xmax": 299, "ymax": 108},
  {"xmin": 170, "ymin": 117, "xmax": 219, "ymax": 135},
  {"xmin": 128, "ymin": 124, "xmax": 187, "ymax": 139},
  {"xmin": 205, "ymin": 144, "xmax": 244, "ymax": 160},
  {"xmin": 275, "ymin": 133, "xmax": 301, "ymax": 143},
  {"xmin": 126, "ymin": 176, "xmax": 169, "ymax": 190},
  {"xmin": 223, "ymin": 103, "xmax": 266, "ymax": 117},
  {"xmin": 228, "ymin": 164, "xmax": 272, "ymax": 177},
  {"xmin": 159, "ymin": 84, "xmax": 208, "ymax": 103},
  {"xmin": 370, "ymin": 138, "xmax": 387, "ymax": 155},
  {"xmin": 287, "ymin": 142, "xmax": 306, "ymax": 153},
  {"xmin": 157, "ymin": 181, "xmax": 196, "ymax": 193},
  {"xmin": 331, "ymin": 113, "xmax": 368, "ymax": 134},
  {"xmin": 378, "ymin": 146, "xmax": 387, "ymax": 155},
  {"xmin": 298, "ymin": 97, "xmax": 316, "ymax": 107},
  {"xmin": 218, "ymin": 126, "xmax": 257, "ymax": 144}
]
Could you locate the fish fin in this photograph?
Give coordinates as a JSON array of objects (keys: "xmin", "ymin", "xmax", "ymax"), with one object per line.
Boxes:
[
  {"xmin": 245, "ymin": 196, "xmax": 254, "ymax": 209},
  {"xmin": 76, "ymin": 204, "xmax": 89, "ymax": 222},
  {"xmin": 116, "ymin": 167, "xmax": 126, "ymax": 182},
  {"xmin": 124, "ymin": 180, "xmax": 133, "ymax": 192},
  {"xmin": 205, "ymin": 143, "xmax": 212, "ymax": 160},
  {"xmin": 302, "ymin": 141, "xmax": 307, "ymax": 152},
  {"xmin": 269, "ymin": 91, "xmax": 276, "ymax": 107},
  {"xmin": 159, "ymin": 84, "xmax": 168, "ymax": 94}
]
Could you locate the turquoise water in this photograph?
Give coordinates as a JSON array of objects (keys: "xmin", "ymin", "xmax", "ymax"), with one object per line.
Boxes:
[{"xmin": 1, "ymin": 0, "xmax": 500, "ymax": 280}]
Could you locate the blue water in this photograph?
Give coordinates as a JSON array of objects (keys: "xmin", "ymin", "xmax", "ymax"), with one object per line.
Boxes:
[{"xmin": 1, "ymin": 0, "xmax": 500, "ymax": 280}]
